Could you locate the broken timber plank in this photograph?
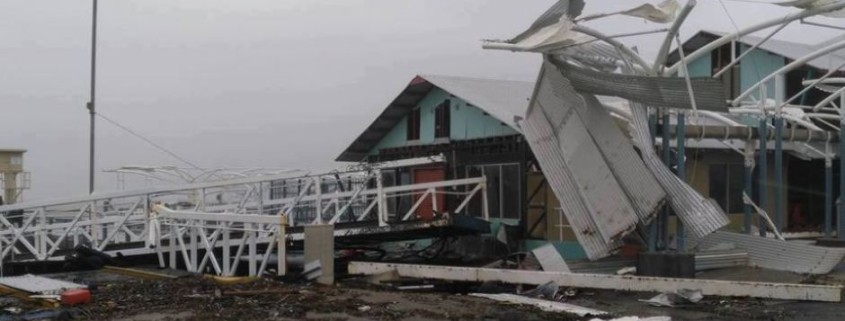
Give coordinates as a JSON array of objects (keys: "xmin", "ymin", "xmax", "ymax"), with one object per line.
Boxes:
[{"xmin": 347, "ymin": 262, "xmax": 843, "ymax": 302}]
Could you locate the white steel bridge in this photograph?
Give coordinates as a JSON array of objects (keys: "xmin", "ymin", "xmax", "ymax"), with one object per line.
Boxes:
[{"xmin": 0, "ymin": 157, "xmax": 490, "ymax": 276}]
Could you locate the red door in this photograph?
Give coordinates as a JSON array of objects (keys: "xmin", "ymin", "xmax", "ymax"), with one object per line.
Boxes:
[{"xmin": 412, "ymin": 167, "xmax": 445, "ymax": 221}]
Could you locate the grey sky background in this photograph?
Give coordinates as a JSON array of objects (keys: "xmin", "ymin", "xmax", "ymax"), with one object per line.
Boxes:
[{"xmin": 2, "ymin": 0, "xmax": 844, "ymax": 200}]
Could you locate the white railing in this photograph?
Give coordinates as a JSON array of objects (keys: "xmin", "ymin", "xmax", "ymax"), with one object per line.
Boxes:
[{"xmin": 0, "ymin": 164, "xmax": 488, "ymax": 276}]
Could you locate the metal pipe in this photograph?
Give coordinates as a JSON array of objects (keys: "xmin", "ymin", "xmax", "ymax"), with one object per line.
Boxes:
[
  {"xmin": 88, "ymin": 0, "xmax": 98, "ymax": 195},
  {"xmin": 712, "ymin": 22, "xmax": 790, "ymax": 79},
  {"xmin": 664, "ymin": 1, "xmax": 845, "ymax": 76},
  {"xmin": 668, "ymin": 125, "xmax": 834, "ymax": 142},
  {"xmin": 759, "ymin": 117, "xmax": 768, "ymax": 237},
  {"xmin": 661, "ymin": 112, "xmax": 671, "ymax": 248},
  {"xmin": 676, "ymin": 113, "xmax": 686, "ymax": 251},
  {"xmin": 734, "ymin": 39, "xmax": 845, "ymax": 106},
  {"xmin": 653, "ymin": 0, "xmax": 697, "ymax": 74},
  {"xmin": 774, "ymin": 116, "xmax": 784, "ymax": 233},
  {"xmin": 774, "ymin": 75, "xmax": 784, "ymax": 233}
]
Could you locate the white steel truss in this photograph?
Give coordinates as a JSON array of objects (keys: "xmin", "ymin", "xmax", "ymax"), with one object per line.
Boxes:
[{"xmin": 0, "ymin": 158, "xmax": 488, "ymax": 276}]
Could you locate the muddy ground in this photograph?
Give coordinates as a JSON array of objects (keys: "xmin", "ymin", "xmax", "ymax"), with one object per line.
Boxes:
[
  {"xmin": 55, "ymin": 275, "xmax": 845, "ymax": 321},
  {"xmin": 1, "ymin": 270, "xmax": 844, "ymax": 321}
]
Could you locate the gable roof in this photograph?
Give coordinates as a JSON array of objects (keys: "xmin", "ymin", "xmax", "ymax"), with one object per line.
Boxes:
[
  {"xmin": 668, "ymin": 30, "xmax": 845, "ymax": 72},
  {"xmin": 336, "ymin": 75, "xmax": 534, "ymax": 162}
]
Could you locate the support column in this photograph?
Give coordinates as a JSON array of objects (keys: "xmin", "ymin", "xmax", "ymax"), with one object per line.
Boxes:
[
  {"xmin": 744, "ymin": 142, "xmax": 755, "ymax": 235},
  {"xmin": 825, "ymin": 151, "xmax": 833, "ymax": 238},
  {"xmin": 661, "ymin": 111, "xmax": 671, "ymax": 248},
  {"xmin": 758, "ymin": 116, "xmax": 768, "ymax": 237},
  {"xmin": 648, "ymin": 109, "xmax": 658, "ymax": 252},
  {"xmin": 676, "ymin": 113, "xmax": 686, "ymax": 251},
  {"xmin": 774, "ymin": 116, "xmax": 783, "ymax": 233},
  {"xmin": 774, "ymin": 75, "xmax": 785, "ymax": 234},
  {"xmin": 839, "ymin": 95, "xmax": 845, "ymax": 241}
]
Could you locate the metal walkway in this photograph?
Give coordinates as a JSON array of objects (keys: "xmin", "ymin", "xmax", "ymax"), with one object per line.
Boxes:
[{"xmin": 0, "ymin": 157, "xmax": 490, "ymax": 276}]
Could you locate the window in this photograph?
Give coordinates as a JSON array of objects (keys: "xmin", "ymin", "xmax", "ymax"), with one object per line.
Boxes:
[
  {"xmin": 466, "ymin": 163, "xmax": 521, "ymax": 219},
  {"xmin": 709, "ymin": 164, "xmax": 745, "ymax": 213},
  {"xmin": 434, "ymin": 100, "xmax": 451, "ymax": 138},
  {"xmin": 406, "ymin": 107, "xmax": 421, "ymax": 141}
]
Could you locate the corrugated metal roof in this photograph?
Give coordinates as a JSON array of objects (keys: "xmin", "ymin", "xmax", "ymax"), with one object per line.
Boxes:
[
  {"xmin": 522, "ymin": 63, "xmax": 661, "ymax": 260},
  {"xmin": 336, "ymin": 75, "xmax": 534, "ymax": 162},
  {"xmin": 671, "ymin": 30, "xmax": 845, "ymax": 72}
]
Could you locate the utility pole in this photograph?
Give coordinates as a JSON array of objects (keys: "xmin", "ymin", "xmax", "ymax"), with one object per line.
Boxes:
[{"xmin": 88, "ymin": 0, "xmax": 98, "ymax": 194}]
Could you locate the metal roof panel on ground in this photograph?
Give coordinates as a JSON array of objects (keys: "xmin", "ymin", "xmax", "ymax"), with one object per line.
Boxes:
[{"xmin": 697, "ymin": 231, "xmax": 845, "ymax": 275}]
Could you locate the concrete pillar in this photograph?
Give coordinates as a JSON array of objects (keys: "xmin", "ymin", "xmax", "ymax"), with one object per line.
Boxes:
[{"xmin": 304, "ymin": 224, "xmax": 334, "ymax": 285}]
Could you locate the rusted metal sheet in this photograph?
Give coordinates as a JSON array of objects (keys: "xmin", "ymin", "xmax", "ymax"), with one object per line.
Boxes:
[
  {"xmin": 697, "ymin": 231, "xmax": 845, "ymax": 275},
  {"xmin": 348, "ymin": 262, "xmax": 844, "ymax": 302}
]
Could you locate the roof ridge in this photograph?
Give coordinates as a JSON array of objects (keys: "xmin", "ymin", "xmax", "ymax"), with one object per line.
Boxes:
[{"xmin": 419, "ymin": 74, "xmax": 534, "ymax": 84}]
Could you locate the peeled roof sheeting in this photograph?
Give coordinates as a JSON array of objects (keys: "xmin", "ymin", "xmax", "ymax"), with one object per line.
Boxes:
[
  {"xmin": 533, "ymin": 66, "xmax": 642, "ymax": 243},
  {"xmin": 697, "ymin": 231, "xmax": 845, "ymax": 275},
  {"xmin": 557, "ymin": 62, "xmax": 728, "ymax": 112},
  {"xmin": 628, "ymin": 99, "xmax": 730, "ymax": 238},
  {"xmin": 511, "ymin": 0, "xmax": 585, "ymax": 44},
  {"xmin": 521, "ymin": 108, "xmax": 621, "ymax": 259},
  {"xmin": 544, "ymin": 61, "xmax": 665, "ymax": 222},
  {"xmin": 522, "ymin": 65, "xmax": 660, "ymax": 259}
]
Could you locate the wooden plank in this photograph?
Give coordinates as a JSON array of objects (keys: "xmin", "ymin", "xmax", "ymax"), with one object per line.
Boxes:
[{"xmin": 348, "ymin": 262, "xmax": 843, "ymax": 302}]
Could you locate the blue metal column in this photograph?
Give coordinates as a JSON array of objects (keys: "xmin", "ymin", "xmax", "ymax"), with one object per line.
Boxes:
[
  {"xmin": 825, "ymin": 152, "xmax": 833, "ymax": 238},
  {"xmin": 676, "ymin": 113, "xmax": 686, "ymax": 250},
  {"xmin": 774, "ymin": 116, "xmax": 783, "ymax": 233},
  {"xmin": 840, "ymin": 111, "xmax": 845, "ymax": 241},
  {"xmin": 648, "ymin": 111, "xmax": 658, "ymax": 252},
  {"xmin": 758, "ymin": 117, "xmax": 768, "ymax": 237},
  {"xmin": 744, "ymin": 146, "xmax": 753, "ymax": 235},
  {"xmin": 661, "ymin": 112, "xmax": 671, "ymax": 248}
]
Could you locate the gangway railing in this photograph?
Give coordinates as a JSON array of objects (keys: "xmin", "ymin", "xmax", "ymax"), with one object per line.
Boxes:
[{"xmin": 0, "ymin": 158, "xmax": 488, "ymax": 276}]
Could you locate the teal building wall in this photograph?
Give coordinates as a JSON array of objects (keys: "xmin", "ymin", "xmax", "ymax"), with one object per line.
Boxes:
[{"xmin": 369, "ymin": 88, "xmax": 519, "ymax": 155}]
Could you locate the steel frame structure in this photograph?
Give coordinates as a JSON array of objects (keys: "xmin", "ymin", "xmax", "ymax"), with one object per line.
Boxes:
[{"xmin": 0, "ymin": 158, "xmax": 488, "ymax": 276}]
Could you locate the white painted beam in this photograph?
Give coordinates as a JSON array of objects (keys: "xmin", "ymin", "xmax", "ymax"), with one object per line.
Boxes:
[{"xmin": 347, "ymin": 262, "xmax": 843, "ymax": 302}]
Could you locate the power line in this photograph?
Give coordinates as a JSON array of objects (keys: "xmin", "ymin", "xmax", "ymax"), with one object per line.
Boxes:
[{"xmin": 96, "ymin": 112, "xmax": 204, "ymax": 170}]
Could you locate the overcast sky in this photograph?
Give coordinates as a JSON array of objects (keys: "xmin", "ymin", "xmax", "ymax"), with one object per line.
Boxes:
[{"xmin": 2, "ymin": 0, "xmax": 844, "ymax": 200}]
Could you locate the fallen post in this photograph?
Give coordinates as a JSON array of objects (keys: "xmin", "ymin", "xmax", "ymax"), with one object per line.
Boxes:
[{"xmin": 347, "ymin": 262, "xmax": 844, "ymax": 302}]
